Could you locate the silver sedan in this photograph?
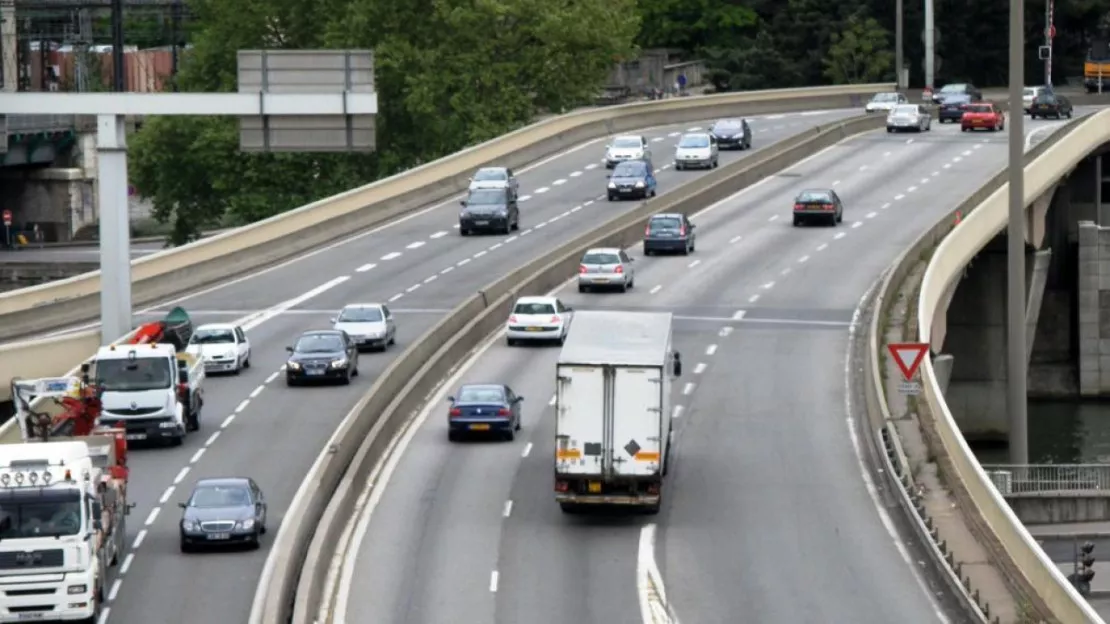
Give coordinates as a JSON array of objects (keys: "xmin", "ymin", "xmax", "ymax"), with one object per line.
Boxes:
[{"xmin": 886, "ymin": 104, "xmax": 932, "ymax": 133}]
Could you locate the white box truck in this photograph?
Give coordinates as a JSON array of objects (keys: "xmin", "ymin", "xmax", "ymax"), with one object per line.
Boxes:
[{"xmin": 554, "ymin": 310, "xmax": 682, "ymax": 514}]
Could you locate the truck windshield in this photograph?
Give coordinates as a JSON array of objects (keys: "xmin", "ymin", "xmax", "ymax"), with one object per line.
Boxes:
[
  {"xmin": 96, "ymin": 357, "xmax": 173, "ymax": 391},
  {"xmin": 0, "ymin": 489, "xmax": 82, "ymax": 538}
]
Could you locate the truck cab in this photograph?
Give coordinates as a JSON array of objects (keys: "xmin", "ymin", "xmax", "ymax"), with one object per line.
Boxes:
[
  {"xmin": 93, "ymin": 343, "xmax": 204, "ymax": 445},
  {"xmin": 0, "ymin": 440, "xmax": 129, "ymax": 623}
]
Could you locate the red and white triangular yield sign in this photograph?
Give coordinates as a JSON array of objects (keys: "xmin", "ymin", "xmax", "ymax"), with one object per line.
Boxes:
[{"xmin": 888, "ymin": 343, "xmax": 929, "ymax": 381}]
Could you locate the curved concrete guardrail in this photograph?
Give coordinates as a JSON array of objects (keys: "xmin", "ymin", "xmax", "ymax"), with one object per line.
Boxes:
[
  {"xmin": 871, "ymin": 110, "xmax": 1110, "ymax": 623},
  {"xmin": 248, "ymin": 114, "xmax": 887, "ymax": 624},
  {"xmin": 0, "ymin": 83, "xmax": 891, "ymax": 343}
]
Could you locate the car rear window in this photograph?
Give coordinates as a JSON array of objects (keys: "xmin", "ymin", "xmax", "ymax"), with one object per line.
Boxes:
[
  {"xmin": 649, "ymin": 217, "xmax": 682, "ymax": 231},
  {"xmin": 966, "ymin": 104, "xmax": 992, "ymax": 113},
  {"xmin": 891, "ymin": 105, "xmax": 917, "ymax": 115},
  {"xmin": 473, "ymin": 168, "xmax": 507, "ymax": 181},
  {"xmin": 457, "ymin": 386, "xmax": 505, "ymax": 402},
  {"xmin": 796, "ymin": 191, "xmax": 832, "ymax": 203},
  {"xmin": 513, "ymin": 302, "xmax": 555, "ymax": 315},
  {"xmin": 582, "ymin": 252, "xmax": 621, "ymax": 265},
  {"xmin": 1034, "ymin": 94, "xmax": 1057, "ymax": 104}
]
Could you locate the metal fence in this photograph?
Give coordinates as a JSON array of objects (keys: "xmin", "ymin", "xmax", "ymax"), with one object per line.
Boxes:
[
  {"xmin": 6, "ymin": 114, "xmax": 75, "ymax": 132},
  {"xmin": 982, "ymin": 464, "xmax": 1110, "ymax": 494}
]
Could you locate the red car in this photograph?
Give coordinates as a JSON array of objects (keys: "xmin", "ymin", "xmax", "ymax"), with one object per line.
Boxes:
[{"xmin": 961, "ymin": 102, "xmax": 1005, "ymax": 132}]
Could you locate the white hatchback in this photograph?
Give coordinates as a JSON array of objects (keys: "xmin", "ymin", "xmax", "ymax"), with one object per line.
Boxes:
[
  {"xmin": 186, "ymin": 323, "xmax": 251, "ymax": 374},
  {"xmin": 673, "ymin": 132, "xmax": 718, "ymax": 170},
  {"xmin": 506, "ymin": 296, "xmax": 574, "ymax": 346}
]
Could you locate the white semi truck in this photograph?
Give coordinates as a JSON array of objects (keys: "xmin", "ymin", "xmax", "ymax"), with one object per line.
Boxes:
[
  {"xmin": 0, "ymin": 438, "xmax": 130, "ymax": 623},
  {"xmin": 554, "ymin": 310, "xmax": 682, "ymax": 514}
]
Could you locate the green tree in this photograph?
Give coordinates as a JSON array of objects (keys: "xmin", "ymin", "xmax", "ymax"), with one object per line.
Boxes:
[
  {"xmin": 703, "ymin": 30, "xmax": 803, "ymax": 91},
  {"xmin": 636, "ymin": 0, "xmax": 756, "ymax": 50},
  {"xmin": 823, "ymin": 14, "xmax": 894, "ymax": 84}
]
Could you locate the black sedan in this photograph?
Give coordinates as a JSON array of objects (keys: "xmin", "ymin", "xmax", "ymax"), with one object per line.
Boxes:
[
  {"xmin": 459, "ymin": 187, "xmax": 519, "ymax": 235},
  {"xmin": 285, "ymin": 330, "xmax": 360, "ymax": 386},
  {"xmin": 1029, "ymin": 93, "xmax": 1074, "ymax": 119},
  {"xmin": 179, "ymin": 477, "xmax": 268, "ymax": 551},
  {"xmin": 937, "ymin": 94, "xmax": 973, "ymax": 123},
  {"xmin": 447, "ymin": 383, "xmax": 523, "ymax": 441},
  {"xmin": 792, "ymin": 188, "xmax": 844, "ymax": 227},
  {"xmin": 709, "ymin": 118, "xmax": 751, "ymax": 150}
]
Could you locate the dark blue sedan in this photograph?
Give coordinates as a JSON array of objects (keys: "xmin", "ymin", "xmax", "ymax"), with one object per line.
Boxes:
[{"xmin": 447, "ymin": 383, "xmax": 523, "ymax": 442}]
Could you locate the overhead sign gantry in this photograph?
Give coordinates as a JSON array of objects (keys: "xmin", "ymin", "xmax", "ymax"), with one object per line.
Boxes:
[{"xmin": 0, "ymin": 50, "xmax": 377, "ymax": 344}]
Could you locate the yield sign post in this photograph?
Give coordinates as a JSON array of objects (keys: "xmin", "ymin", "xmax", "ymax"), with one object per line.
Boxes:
[{"xmin": 888, "ymin": 342, "xmax": 930, "ymax": 381}]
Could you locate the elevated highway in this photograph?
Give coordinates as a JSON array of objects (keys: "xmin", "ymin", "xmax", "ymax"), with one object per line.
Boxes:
[{"xmin": 0, "ymin": 86, "xmax": 886, "ymax": 623}]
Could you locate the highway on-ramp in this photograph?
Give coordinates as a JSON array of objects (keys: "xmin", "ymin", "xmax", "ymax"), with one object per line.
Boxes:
[
  {"xmin": 334, "ymin": 113, "xmax": 1091, "ymax": 624},
  {"xmin": 69, "ymin": 109, "xmax": 857, "ymax": 624}
]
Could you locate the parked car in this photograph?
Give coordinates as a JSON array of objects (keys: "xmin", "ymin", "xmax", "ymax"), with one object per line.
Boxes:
[
  {"xmin": 446, "ymin": 383, "xmax": 523, "ymax": 442},
  {"xmin": 886, "ymin": 104, "xmax": 932, "ymax": 133},
  {"xmin": 643, "ymin": 213, "xmax": 696, "ymax": 255},
  {"xmin": 792, "ymin": 188, "xmax": 844, "ymax": 227},
  {"xmin": 607, "ymin": 159, "xmax": 657, "ymax": 201},
  {"xmin": 673, "ymin": 132, "xmax": 718, "ymax": 170},
  {"xmin": 961, "ymin": 102, "xmax": 1005, "ymax": 132},
  {"xmin": 578, "ymin": 247, "xmax": 635, "ymax": 293},
  {"xmin": 1029, "ymin": 92, "xmax": 1074, "ymax": 119}
]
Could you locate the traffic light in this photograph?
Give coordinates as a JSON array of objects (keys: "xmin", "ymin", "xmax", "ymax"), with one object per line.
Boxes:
[{"xmin": 1068, "ymin": 541, "xmax": 1096, "ymax": 596}]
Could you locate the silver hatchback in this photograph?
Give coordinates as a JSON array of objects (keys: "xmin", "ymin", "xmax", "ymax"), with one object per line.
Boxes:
[{"xmin": 578, "ymin": 248, "xmax": 635, "ymax": 293}]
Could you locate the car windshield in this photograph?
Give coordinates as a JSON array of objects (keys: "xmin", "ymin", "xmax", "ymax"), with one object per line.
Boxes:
[
  {"xmin": 0, "ymin": 490, "xmax": 82, "ymax": 538},
  {"xmin": 338, "ymin": 307, "xmax": 383, "ymax": 322},
  {"xmin": 582, "ymin": 252, "xmax": 621, "ymax": 265},
  {"xmin": 473, "ymin": 168, "xmax": 507, "ymax": 181},
  {"xmin": 294, "ymin": 334, "xmax": 344, "ymax": 353},
  {"xmin": 967, "ymin": 104, "xmax": 992, "ymax": 113},
  {"xmin": 95, "ymin": 357, "xmax": 173, "ymax": 392},
  {"xmin": 712, "ymin": 122, "xmax": 742, "ymax": 133},
  {"xmin": 466, "ymin": 189, "xmax": 504, "ymax": 205},
  {"xmin": 457, "ymin": 386, "xmax": 505, "ymax": 403},
  {"xmin": 797, "ymin": 191, "xmax": 832, "ymax": 203},
  {"xmin": 650, "ymin": 216, "xmax": 682, "ymax": 231},
  {"xmin": 513, "ymin": 302, "xmax": 555, "ymax": 315},
  {"xmin": 891, "ymin": 105, "xmax": 917, "ymax": 115},
  {"xmin": 190, "ymin": 328, "xmax": 234, "ymax": 345},
  {"xmin": 678, "ymin": 134, "xmax": 710, "ymax": 148},
  {"xmin": 613, "ymin": 162, "xmax": 646, "ymax": 177},
  {"xmin": 189, "ymin": 485, "xmax": 251, "ymax": 508},
  {"xmin": 611, "ymin": 137, "xmax": 640, "ymax": 148},
  {"xmin": 873, "ymin": 93, "xmax": 900, "ymax": 102},
  {"xmin": 941, "ymin": 84, "xmax": 966, "ymax": 93}
]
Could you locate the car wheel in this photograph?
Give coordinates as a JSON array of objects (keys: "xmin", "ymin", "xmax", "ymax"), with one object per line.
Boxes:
[
  {"xmin": 515, "ymin": 416, "xmax": 522, "ymax": 431},
  {"xmin": 618, "ymin": 282, "xmax": 627, "ymax": 293},
  {"xmin": 886, "ymin": 127, "xmax": 893, "ymax": 133},
  {"xmin": 503, "ymin": 428, "xmax": 515, "ymax": 442},
  {"xmin": 837, "ymin": 211, "xmax": 843, "ymax": 223},
  {"xmin": 286, "ymin": 378, "xmax": 297, "ymax": 387},
  {"xmin": 507, "ymin": 338, "xmax": 517, "ymax": 347},
  {"xmin": 675, "ymin": 163, "xmax": 682, "ymax": 171},
  {"xmin": 578, "ymin": 284, "xmax": 588, "ymax": 293},
  {"xmin": 1067, "ymin": 110, "xmax": 1073, "ymax": 119},
  {"xmin": 1031, "ymin": 114, "xmax": 1038, "ymax": 119},
  {"xmin": 243, "ymin": 354, "xmax": 251, "ymax": 369},
  {"xmin": 607, "ymin": 194, "xmax": 615, "ymax": 201},
  {"xmin": 340, "ymin": 370, "xmax": 352, "ymax": 385},
  {"xmin": 680, "ymin": 244, "xmax": 690, "ymax": 256},
  {"xmin": 233, "ymin": 359, "xmax": 243, "ymax": 375},
  {"xmin": 559, "ymin": 503, "xmax": 580, "ymax": 514},
  {"xmin": 448, "ymin": 430, "xmax": 460, "ymax": 442},
  {"xmin": 644, "ymin": 248, "xmax": 653, "ymax": 256},
  {"xmin": 250, "ymin": 532, "xmax": 262, "ymax": 550},
  {"xmin": 180, "ymin": 540, "xmax": 192, "ymax": 553},
  {"xmin": 352, "ymin": 358, "xmax": 359, "ymax": 376},
  {"xmin": 460, "ymin": 228, "xmax": 469, "ymax": 236},
  {"xmin": 628, "ymin": 277, "xmax": 635, "ymax": 289}
]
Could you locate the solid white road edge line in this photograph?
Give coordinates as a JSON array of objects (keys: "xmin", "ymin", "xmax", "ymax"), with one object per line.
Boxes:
[
  {"xmin": 844, "ymin": 277, "xmax": 951, "ymax": 624},
  {"xmin": 637, "ymin": 524, "xmax": 678, "ymax": 624},
  {"xmin": 316, "ymin": 129, "xmax": 875, "ymax": 621}
]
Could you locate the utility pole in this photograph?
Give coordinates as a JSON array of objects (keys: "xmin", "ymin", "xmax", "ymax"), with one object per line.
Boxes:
[
  {"xmin": 1045, "ymin": 0, "xmax": 1055, "ymax": 85},
  {"xmin": 1007, "ymin": 0, "xmax": 1029, "ymax": 464},
  {"xmin": 110, "ymin": 0, "xmax": 124, "ymax": 91},
  {"xmin": 924, "ymin": 0, "xmax": 935, "ymax": 92},
  {"xmin": 896, "ymin": 0, "xmax": 905, "ymax": 89}
]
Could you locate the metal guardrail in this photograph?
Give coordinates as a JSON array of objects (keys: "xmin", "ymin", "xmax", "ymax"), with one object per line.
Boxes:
[{"xmin": 983, "ymin": 464, "xmax": 1110, "ymax": 494}]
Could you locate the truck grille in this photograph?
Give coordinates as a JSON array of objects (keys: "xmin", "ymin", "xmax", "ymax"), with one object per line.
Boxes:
[
  {"xmin": 201, "ymin": 521, "xmax": 235, "ymax": 532},
  {"xmin": 109, "ymin": 417, "xmax": 169, "ymax": 431},
  {"xmin": 104, "ymin": 407, "xmax": 162, "ymax": 417},
  {"xmin": 0, "ymin": 549, "xmax": 63, "ymax": 570}
]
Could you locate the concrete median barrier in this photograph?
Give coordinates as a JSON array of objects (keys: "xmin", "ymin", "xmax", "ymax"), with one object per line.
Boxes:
[
  {"xmin": 0, "ymin": 84, "xmax": 893, "ymax": 342},
  {"xmin": 248, "ymin": 112, "xmax": 888, "ymax": 624},
  {"xmin": 866, "ymin": 111, "xmax": 1108, "ymax": 622}
]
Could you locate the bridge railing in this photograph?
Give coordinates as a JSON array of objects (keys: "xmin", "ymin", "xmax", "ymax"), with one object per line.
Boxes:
[
  {"xmin": 4, "ymin": 114, "xmax": 77, "ymax": 134},
  {"xmin": 983, "ymin": 464, "xmax": 1110, "ymax": 494}
]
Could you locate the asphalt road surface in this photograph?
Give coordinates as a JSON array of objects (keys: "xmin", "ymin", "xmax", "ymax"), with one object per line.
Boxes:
[
  {"xmin": 335, "ymin": 112, "xmax": 1092, "ymax": 624},
  {"xmin": 68, "ymin": 109, "xmax": 863, "ymax": 624}
]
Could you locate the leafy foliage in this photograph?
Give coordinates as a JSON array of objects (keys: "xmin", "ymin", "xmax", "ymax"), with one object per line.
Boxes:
[{"xmin": 823, "ymin": 15, "xmax": 895, "ymax": 84}]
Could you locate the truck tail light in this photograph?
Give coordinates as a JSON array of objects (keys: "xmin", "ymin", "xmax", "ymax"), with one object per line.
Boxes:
[
  {"xmin": 554, "ymin": 480, "xmax": 569, "ymax": 492},
  {"xmin": 647, "ymin": 483, "xmax": 661, "ymax": 495},
  {"xmin": 613, "ymin": 265, "xmax": 623, "ymax": 274},
  {"xmin": 449, "ymin": 408, "xmax": 462, "ymax": 417},
  {"xmin": 497, "ymin": 408, "xmax": 510, "ymax": 416}
]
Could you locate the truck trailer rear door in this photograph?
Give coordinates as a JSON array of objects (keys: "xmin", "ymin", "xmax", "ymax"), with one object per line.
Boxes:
[
  {"xmin": 555, "ymin": 365, "xmax": 606, "ymax": 475},
  {"xmin": 609, "ymin": 366, "xmax": 663, "ymax": 477}
]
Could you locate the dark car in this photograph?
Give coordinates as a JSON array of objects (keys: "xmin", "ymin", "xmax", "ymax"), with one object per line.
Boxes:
[
  {"xmin": 607, "ymin": 159, "xmax": 657, "ymax": 201},
  {"xmin": 709, "ymin": 118, "xmax": 752, "ymax": 150},
  {"xmin": 792, "ymin": 188, "xmax": 844, "ymax": 227},
  {"xmin": 459, "ymin": 187, "xmax": 519, "ymax": 235},
  {"xmin": 285, "ymin": 330, "xmax": 360, "ymax": 386},
  {"xmin": 179, "ymin": 477, "xmax": 268, "ymax": 552},
  {"xmin": 643, "ymin": 212, "xmax": 696, "ymax": 255},
  {"xmin": 1029, "ymin": 92, "xmax": 1074, "ymax": 119},
  {"xmin": 447, "ymin": 383, "xmax": 523, "ymax": 441},
  {"xmin": 937, "ymin": 94, "xmax": 975, "ymax": 123},
  {"xmin": 932, "ymin": 82, "xmax": 981, "ymax": 104}
]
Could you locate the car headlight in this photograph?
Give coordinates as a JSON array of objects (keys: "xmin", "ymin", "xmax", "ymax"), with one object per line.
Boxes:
[
  {"xmin": 67, "ymin": 585, "xmax": 87, "ymax": 595},
  {"xmin": 497, "ymin": 208, "xmax": 507, "ymax": 215},
  {"xmin": 331, "ymin": 358, "xmax": 348, "ymax": 368},
  {"xmin": 608, "ymin": 182, "xmax": 616, "ymax": 189},
  {"xmin": 182, "ymin": 520, "xmax": 198, "ymax": 531},
  {"xmin": 287, "ymin": 361, "xmax": 301, "ymax": 370},
  {"xmin": 635, "ymin": 181, "xmax": 645, "ymax": 188},
  {"xmin": 238, "ymin": 518, "xmax": 255, "ymax": 531}
]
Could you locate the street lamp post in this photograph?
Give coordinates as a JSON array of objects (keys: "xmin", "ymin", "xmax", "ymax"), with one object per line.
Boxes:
[{"xmin": 1007, "ymin": 0, "xmax": 1029, "ymax": 464}]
